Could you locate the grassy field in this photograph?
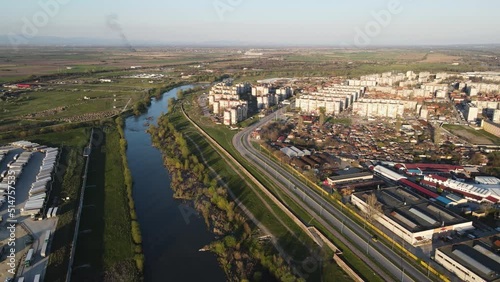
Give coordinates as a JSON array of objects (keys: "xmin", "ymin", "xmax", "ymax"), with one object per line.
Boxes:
[
  {"xmin": 443, "ymin": 124, "xmax": 500, "ymax": 145},
  {"xmin": 72, "ymin": 126, "xmax": 138, "ymax": 281}
]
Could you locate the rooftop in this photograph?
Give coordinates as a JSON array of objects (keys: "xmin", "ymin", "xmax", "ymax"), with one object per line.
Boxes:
[
  {"xmin": 328, "ymin": 171, "xmax": 373, "ymax": 182},
  {"xmin": 437, "ymin": 237, "xmax": 500, "ymax": 282},
  {"xmin": 354, "ymin": 186, "xmax": 469, "ymax": 233}
]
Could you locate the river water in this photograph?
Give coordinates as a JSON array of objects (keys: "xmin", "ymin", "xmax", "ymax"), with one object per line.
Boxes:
[{"xmin": 124, "ymin": 85, "xmax": 225, "ymax": 282}]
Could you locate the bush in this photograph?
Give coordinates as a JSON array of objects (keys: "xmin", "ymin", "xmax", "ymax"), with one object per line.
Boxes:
[
  {"xmin": 131, "ymin": 220, "xmax": 142, "ymax": 245},
  {"xmin": 134, "ymin": 254, "xmax": 145, "ymax": 273}
]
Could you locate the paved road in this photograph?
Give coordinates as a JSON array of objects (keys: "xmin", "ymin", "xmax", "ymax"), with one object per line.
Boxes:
[{"xmin": 233, "ymin": 108, "xmax": 432, "ymax": 282}]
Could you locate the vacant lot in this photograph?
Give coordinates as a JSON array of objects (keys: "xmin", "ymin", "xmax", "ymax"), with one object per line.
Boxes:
[{"xmin": 443, "ymin": 124, "xmax": 500, "ymax": 145}]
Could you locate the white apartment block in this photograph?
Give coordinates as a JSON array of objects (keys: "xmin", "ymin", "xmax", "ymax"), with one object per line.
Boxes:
[
  {"xmin": 251, "ymin": 85, "xmax": 293, "ymax": 109},
  {"xmin": 223, "ymin": 103, "xmax": 249, "ymax": 126},
  {"xmin": 493, "ymin": 109, "xmax": 500, "ymax": 123},
  {"xmin": 467, "ymin": 82, "xmax": 500, "ymax": 94},
  {"xmin": 296, "ymin": 96, "xmax": 342, "ymax": 115},
  {"xmin": 473, "ymin": 101, "xmax": 500, "ymax": 113},
  {"xmin": 296, "ymin": 85, "xmax": 364, "ymax": 114},
  {"xmin": 209, "ymin": 82, "xmax": 251, "ymax": 114},
  {"xmin": 352, "ymin": 99, "xmax": 406, "ymax": 118},
  {"xmin": 464, "ymin": 103, "xmax": 479, "ymax": 122}
]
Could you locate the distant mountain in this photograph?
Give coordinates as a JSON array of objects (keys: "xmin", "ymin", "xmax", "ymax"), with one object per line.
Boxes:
[
  {"xmin": 0, "ymin": 35, "xmax": 499, "ymax": 49},
  {"xmin": 0, "ymin": 35, "xmax": 169, "ymax": 47}
]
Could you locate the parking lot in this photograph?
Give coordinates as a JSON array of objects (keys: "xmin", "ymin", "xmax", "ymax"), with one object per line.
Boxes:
[{"xmin": 0, "ymin": 144, "xmax": 59, "ymax": 282}]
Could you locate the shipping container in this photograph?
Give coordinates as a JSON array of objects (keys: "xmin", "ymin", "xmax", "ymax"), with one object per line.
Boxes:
[
  {"xmin": 46, "ymin": 207, "xmax": 53, "ymax": 218},
  {"xmin": 17, "ymin": 277, "xmax": 24, "ymax": 282},
  {"xmin": 34, "ymin": 274, "xmax": 40, "ymax": 282}
]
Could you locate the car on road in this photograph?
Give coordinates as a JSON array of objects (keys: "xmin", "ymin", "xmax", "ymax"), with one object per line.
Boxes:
[{"xmin": 371, "ymin": 235, "xmax": 378, "ymax": 242}]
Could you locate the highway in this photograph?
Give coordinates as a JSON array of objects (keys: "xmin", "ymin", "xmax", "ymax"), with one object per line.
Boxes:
[{"xmin": 233, "ymin": 108, "xmax": 431, "ymax": 282}]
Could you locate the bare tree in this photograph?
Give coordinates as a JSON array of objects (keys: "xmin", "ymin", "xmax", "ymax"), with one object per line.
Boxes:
[
  {"xmin": 319, "ymin": 107, "xmax": 326, "ymax": 126},
  {"xmin": 365, "ymin": 193, "xmax": 383, "ymax": 222}
]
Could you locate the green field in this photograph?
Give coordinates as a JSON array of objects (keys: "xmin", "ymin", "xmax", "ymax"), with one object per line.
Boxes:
[
  {"xmin": 72, "ymin": 126, "xmax": 139, "ymax": 281},
  {"xmin": 443, "ymin": 124, "xmax": 500, "ymax": 145}
]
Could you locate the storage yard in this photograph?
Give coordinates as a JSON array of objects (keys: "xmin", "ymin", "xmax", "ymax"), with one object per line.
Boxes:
[{"xmin": 0, "ymin": 141, "xmax": 60, "ymax": 282}]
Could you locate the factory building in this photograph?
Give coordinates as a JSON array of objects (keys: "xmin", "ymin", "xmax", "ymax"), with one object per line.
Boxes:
[
  {"xmin": 435, "ymin": 237, "xmax": 500, "ymax": 282},
  {"xmin": 351, "ymin": 187, "xmax": 474, "ymax": 246}
]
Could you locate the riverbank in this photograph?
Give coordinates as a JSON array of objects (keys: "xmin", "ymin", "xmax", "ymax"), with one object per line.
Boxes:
[
  {"xmin": 148, "ymin": 92, "xmax": 302, "ymax": 281},
  {"xmin": 70, "ymin": 123, "xmax": 141, "ymax": 281}
]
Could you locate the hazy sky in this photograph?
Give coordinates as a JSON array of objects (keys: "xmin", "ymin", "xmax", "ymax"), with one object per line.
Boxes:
[{"xmin": 2, "ymin": 0, "xmax": 500, "ymax": 46}]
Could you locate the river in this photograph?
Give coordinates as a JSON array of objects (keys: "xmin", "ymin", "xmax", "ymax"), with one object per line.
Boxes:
[{"xmin": 124, "ymin": 85, "xmax": 226, "ymax": 282}]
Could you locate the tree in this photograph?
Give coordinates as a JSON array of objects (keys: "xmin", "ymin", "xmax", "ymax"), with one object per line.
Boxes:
[
  {"xmin": 471, "ymin": 152, "xmax": 485, "ymax": 165},
  {"xmin": 433, "ymin": 124, "xmax": 442, "ymax": 145},
  {"xmin": 395, "ymin": 118, "xmax": 402, "ymax": 133},
  {"xmin": 365, "ymin": 193, "xmax": 382, "ymax": 223},
  {"xmin": 176, "ymin": 89, "xmax": 184, "ymax": 100},
  {"xmin": 319, "ymin": 107, "xmax": 326, "ymax": 126}
]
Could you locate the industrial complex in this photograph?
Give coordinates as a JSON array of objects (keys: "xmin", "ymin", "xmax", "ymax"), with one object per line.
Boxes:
[{"xmin": 0, "ymin": 141, "xmax": 60, "ymax": 281}]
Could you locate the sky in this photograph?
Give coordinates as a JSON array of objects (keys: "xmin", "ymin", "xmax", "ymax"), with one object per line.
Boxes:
[{"xmin": 1, "ymin": 0, "xmax": 500, "ymax": 46}]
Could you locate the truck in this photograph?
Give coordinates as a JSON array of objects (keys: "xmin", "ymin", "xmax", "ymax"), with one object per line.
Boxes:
[
  {"xmin": 32, "ymin": 179, "xmax": 49, "ymax": 186},
  {"xmin": 44, "ymin": 230, "xmax": 51, "ymax": 242},
  {"xmin": 39, "ymin": 167, "xmax": 53, "ymax": 173},
  {"xmin": 46, "ymin": 207, "xmax": 53, "ymax": 218},
  {"xmin": 33, "ymin": 275, "xmax": 40, "ymax": 282},
  {"xmin": 22, "ymin": 205, "xmax": 43, "ymax": 213},
  {"xmin": 51, "ymin": 207, "xmax": 58, "ymax": 218},
  {"xmin": 31, "ymin": 183, "xmax": 47, "ymax": 191},
  {"xmin": 17, "ymin": 277, "xmax": 24, "ymax": 282},
  {"xmin": 29, "ymin": 187, "xmax": 47, "ymax": 196},
  {"xmin": 21, "ymin": 209, "xmax": 39, "ymax": 217},
  {"xmin": 22, "ymin": 201, "xmax": 44, "ymax": 211},
  {"xmin": 30, "ymin": 193, "xmax": 46, "ymax": 201},
  {"xmin": 24, "ymin": 248, "xmax": 34, "ymax": 266},
  {"xmin": 36, "ymin": 177, "xmax": 51, "ymax": 184},
  {"xmin": 40, "ymin": 242, "xmax": 48, "ymax": 257},
  {"xmin": 37, "ymin": 173, "xmax": 51, "ymax": 180}
]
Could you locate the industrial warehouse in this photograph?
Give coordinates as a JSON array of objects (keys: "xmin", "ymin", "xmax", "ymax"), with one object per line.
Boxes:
[
  {"xmin": 351, "ymin": 187, "xmax": 474, "ymax": 246},
  {"xmin": 0, "ymin": 141, "xmax": 60, "ymax": 281},
  {"xmin": 434, "ymin": 236, "xmax": 500, "ymax": 282}
]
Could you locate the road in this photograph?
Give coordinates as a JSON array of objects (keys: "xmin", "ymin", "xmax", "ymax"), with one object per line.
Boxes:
[{"xmin": 233, "ymin": 107, "xmax": 431, "ymax": 282}]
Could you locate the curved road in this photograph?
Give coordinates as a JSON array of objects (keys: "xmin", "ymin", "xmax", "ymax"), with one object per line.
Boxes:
[{"xmin": 233, "ymin": 108, "xmax": 431, "ymax": 282}]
